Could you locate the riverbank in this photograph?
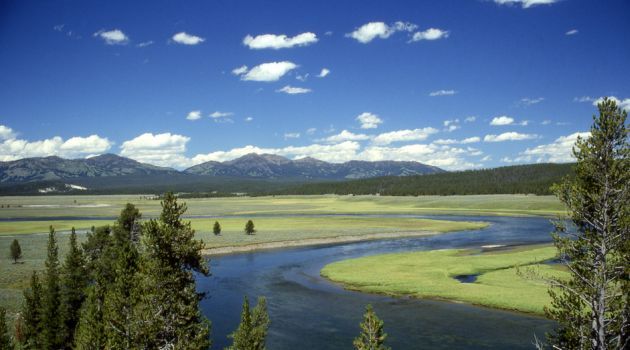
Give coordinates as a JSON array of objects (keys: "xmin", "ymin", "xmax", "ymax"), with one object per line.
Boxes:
[
  {"xmin": 203, "ymin": 230, "xmax": 445, "ymax": 255},
  {"xmin": 321, "ymin": 244, "xmax": 568, "ymax": 315}
]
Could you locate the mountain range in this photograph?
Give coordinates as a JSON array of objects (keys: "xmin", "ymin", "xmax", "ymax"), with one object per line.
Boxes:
[{"xmin": 0, "ymin": 153, "xmax": 443, "ymax": 193}]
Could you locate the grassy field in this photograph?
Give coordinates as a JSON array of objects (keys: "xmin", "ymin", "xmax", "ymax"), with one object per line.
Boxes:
[
  {"xmin": 0, "ymin": 194, "xmax": 563, "ymax": 234},
  {"xmin": 321, "ymin": 245, "xmax": 568, "ymax": 315}
]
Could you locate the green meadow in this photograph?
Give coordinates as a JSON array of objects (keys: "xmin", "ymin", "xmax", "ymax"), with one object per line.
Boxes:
[{"xmin": 321, "ymin": 245, "xmax": 568, "ymax": 315}]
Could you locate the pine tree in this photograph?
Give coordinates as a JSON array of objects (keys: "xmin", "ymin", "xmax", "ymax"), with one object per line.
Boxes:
[
  {"xmin": 546, "ymin": 98, "xmax": 629, "ymax": 349},
  {"xmin": 0, "ymin": 307, "xmax": 12, "ymax": 350},
  {"xmin": 138, "ymin": 192, "xmax": 211, "ymax": 349},
  {"xmin": 117, "ymin": 203, "xmax": 141, "ymax": 234},
  {"xmin": 74, "ymin": 285, "xmax": 107, "ymax": 350},
  {"xmin": 60, "ymin": 227, "xmax": 88, "ymax": 346},
  {"xmin": 353, "ymin": 305, "xmax": 389, "ymax": 350},
  {"xmin": 227, "ymin": 296, "xmax": 270, "ymax": 350},
  {"xmin": 21, "ymin": 272, "xmax": 43, "ymax": 349},
  {"xmin": 9, "ymin": 239, "xmax": 21, "ymax": 264},
  {"xmin": 41, "ymin": 226, "xmax": 64, "ymax": 349},
  {"xmin": 245, "ymin": 220, "xmax": 255, "ymax": 235},
  {"xmin": 213, "ymin": 221, "xmax": 222, "ymax": 235}
]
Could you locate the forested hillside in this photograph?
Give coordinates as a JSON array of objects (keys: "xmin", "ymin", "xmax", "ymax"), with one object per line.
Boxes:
[{"xmin": 271, "ymin": 163, "xmax": 574, "ymax": 196}]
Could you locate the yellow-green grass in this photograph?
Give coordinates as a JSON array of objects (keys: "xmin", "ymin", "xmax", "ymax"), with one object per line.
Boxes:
[
  {"xmin": 0, "ymin": 217, "xmax": 485, "ymax": 315},
  {"xmin": 0, "ymin": 194, "xmax": 564, "ymax": 226},
  {"xmin": 321, "ymin": 245, "xmax": 568, "ymax": 315}
]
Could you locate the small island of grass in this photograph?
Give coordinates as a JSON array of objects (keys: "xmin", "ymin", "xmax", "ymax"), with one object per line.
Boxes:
[{"xmin": 321, "ymin": 245, "xmax": 569, "ymax": 315}]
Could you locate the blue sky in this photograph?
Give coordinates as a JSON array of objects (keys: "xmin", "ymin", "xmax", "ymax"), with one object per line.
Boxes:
[{"xmin": 0, "ymin": 0, "xmax": 628, "ymax": 170}]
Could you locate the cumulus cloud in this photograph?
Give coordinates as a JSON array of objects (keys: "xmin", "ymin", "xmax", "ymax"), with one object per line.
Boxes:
[
  {"xmin": 0, "ymin": 127, "xmax": 112, "ymax": 161},
  {"xmin": 484, "ymin": 132, "xmax": 538, "ymax": 142},
  {"xmin": 277, "ymin": 85, "xmax": 312, "ymax": 94},
  {"xmin": 372, "ymin": 127, "xmax": 438, "ymax": 145},
  {"xmin": 429, "ymin": 89, "xmax": 456, "ymax": 97},
  {"xmin": 93, "ymin": 29, "xmax": 129, "ymax": 45},
  {"xmin": 172, "ymin": 32, "xmax": 205, "ymax": 45},
  {"xmin": 320, "ymin": 130, "xmax": 371, "ymax": 143},
  {"xmin": 410, "ymin": 28, "xmax": 449, "ymax": 42},
  {"xmin": 243, "ymin": 32, "xmax": 318, "ymax": 49},
  {"xmin": 443, "ymin": 119, "xmax": 460, "ymax": 132},
  {"xmin": 347, "ymin": 21, "xmax": 417, "ymax": 43},
  {"xmin": 186, "ymin": 110, "xmax": 202, "ymax": 121},
  {"xmin": 120, "ymin": 132, "xmax": 190, "ymax": 168},
  {"xmin": 490, "ymin": 116, "xmax": 515, "ymax": 125},
  {"xmin": 493, "ymin": 0, "xmax": 559, "ymax": 9},
  {"xmin": 566, "ymin": 29, "xmax": 579, "ymax": 36},
  {"xmin": 233, "ymin": 61, "xmax": 298, "ymax": 82},
  {"xmin": 520, "ymin": 132, "xmax": 590, "ymax": 162},
  {"xmin": 356, "ymin": 112, "xmax": 383, "ymax": 129},
  {"xmin": 317, "ymin": 68, "xmax": 330, "ymax": 78},
  {"xmin": 592, "ymin": 96, "xmax": 630, "ymax": 112}
]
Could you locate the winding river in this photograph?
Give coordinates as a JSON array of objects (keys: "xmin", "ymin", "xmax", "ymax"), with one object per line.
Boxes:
[{"xmin": 198, "ymin": 215, "xmax": 557, "ymax": 349}]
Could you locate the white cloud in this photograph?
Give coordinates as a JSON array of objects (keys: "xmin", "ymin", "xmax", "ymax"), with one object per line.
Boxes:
[
  {"xmin": 490, "ymin": 116, "xmax": 515, "ymax": 125},
  {"xmin": 245, "ymin": 117, "xmax": 254, "ymax": 122},
  {"xmin": 429, "ymin": 89, "xmax": 456, "ymax": 97},
  {"xmin": 277, "ymin": 85, "xmax": 312, "ymax": 94},
  {"xmin": 232, "ymin": 65, "xmax": 248, "ymax": 76},
  {"xmin": 358, "ymin": 143, "xmax": 479, "ymax": 170},
  {"xmin": 0, "ymin": 129, "xmax": 112, "ymax": 161},
  {"xmin": 484, "ymin": 132, "xmax": 538, "ymax": 142},
  {"xmin": 296, "ymin": 73, "xmax": 309, "ymax": 82},
  {"xmin": 306, "ymin": 128, "xmax": 317, "ymax": 135},
  {"xmin": 172, "ymin": 32, "xmax": 205, "ymax": 45},
  {"xmin": 541, "ymin": 120, "xmax": 552, "ymax": 125},
  {"xmin": 320, "ymin": 130, "xmax": 371, "ymax": 143},
  {"xmin": 136, "ymin": 41, "xmax": 154, "ymax": 48},
  {"xmin": 356, "ymin": 112, "xmax": 383, "ymax": 129},
  {"xmin": 372, "ymin": 127, "xmax": 438, "ymax": 145},
  {"xmin": 433, "ymin": 136, "xmax": 480, "ymax": 145},
  {"xmin": 464, "ymin": 116, "xmax": 477, "ymax": 123},
  {"xmin": 410, "ymin": 28, "xmax": 449, "ymax": 42},
  {"xmin": 284, "ymin": 132, "xmax": 301, "ymax": 139},
  {"xmin": 574, "ymin": 96, "xmax": 595, "ymax": 103},
  {"xmin": 210, "ymin": 111, "xmax": 233, "ymax": 118},
  {"xmin": 520, "ymin": 97, "xmax": 544, "ymax": 106},
  {"xmin": 520, "ymin": 132, "xmax": 590, "ymax": 162},
  {"xmin": 347, "ymin": 21, "xmax": 417, "ymax": 43},
  {"xmin": 493, "ymin": 0, "xmax": 559, "ymax": 9},
  {"xmin": 243, "ymin": 32, "xmax": 318, "ymax": 49},
  {"xmin": 186, "ymin": 110, "xmax": 202, "ymax": 121},
  {"xmin": 443, "ymin": 119, "xmax": 460, "ymax": 132},
  {"xmin": 0, "ymin": 125, "xmax": 15, "ymax": 140},
  {"xmin": 592, "ymin": 96, "xmax": 630, "ymax": 112},
  {"xmin": 566, "ymin": 29, "xmax": 579, "ymax": 36},
  {"xmin": 120, "ymin": 132, "xmax": 190, "ymax": 168},
  {"xmin": 318, "ymin": 68, "xmax": 330, "ymax": 78},
  {"xmin": 461, "ymin": 136, "xmax": 481, "ymax": 144},
  {"xmin": 94, "ymin": 29, "xmax": 129, "ymax": 45},
  {"xmin": 234, "ymin": 61, "xmax": 298, "ymax": 82}
]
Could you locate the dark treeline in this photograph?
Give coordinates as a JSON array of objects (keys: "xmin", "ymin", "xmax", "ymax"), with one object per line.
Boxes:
[{"xmin": 269, "ymin": 163, "xmax": 574, "ymax": 196}]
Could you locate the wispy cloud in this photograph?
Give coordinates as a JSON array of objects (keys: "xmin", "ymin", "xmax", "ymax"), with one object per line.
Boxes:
[
  {"xmin": 372, "ymin": 128, "xmax": 439, "ymax": 145},
  {"xmin": 429, "ymin": 89, "xmax": 457, "ymax": 97},
  {"xmin": 210, "ymin": 111, "xmax": 234, "ymax": 119},
  {"xmin": 277, "ymin": 85, "xmax": 312, "ymax": 94},
  {"xmin": 484, "ymin": 132, "xmax": 538, "ymax": 142},
  {"xmin": 443, "ymin": 119, "xmax": 460, "ymax": 132},
  {"xmin": 317, "ymin": 68, "xmax": 330, "ymax": 78},
  {"xmin": 493, "ymin": 0, "xmax": 559, "ymax": 9},
  {"xmin": 136, "ymin": 40, "xmax": 154, "ymax": 48},
  {"xmin": 519, "ymin": 97, "xmax": 544, "ymax": 106},
  {"xmin": 284, "ymin": 132, "xmax": 301, "ymax": 139},
  {"xmin": 566, "ymin": 29, "xmax": 579, "ymax": 36},
  {"xmin": 410, "ymin": 28, "xmax": 449, "ymax": 42},
  {"xmin": 243, "ymin": 32, "xmax": 318, "ymax": 49},
  {"xmin": 320, "ymin": 130, "xmax": 371, "ymax": 143}
]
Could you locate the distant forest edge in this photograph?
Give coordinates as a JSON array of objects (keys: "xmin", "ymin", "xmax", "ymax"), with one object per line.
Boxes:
[{"xmin": 268, "ymin": 163, "xmax": 574, "ymax": 196}]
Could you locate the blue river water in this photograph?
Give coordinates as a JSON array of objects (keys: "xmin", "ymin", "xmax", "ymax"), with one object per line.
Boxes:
[{"xmin": 197, "ymin": 215, "xmax": 557, "ymax": 349}]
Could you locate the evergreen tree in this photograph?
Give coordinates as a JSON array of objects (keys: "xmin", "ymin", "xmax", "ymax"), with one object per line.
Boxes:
[
  {"xmin": 21, "ymin": 272, "xmax": 43, "ymax": 349},
  {"xmin": 138, "ymin": 192, "xmax": 211, "ymax": 349},
  {"xmin": 117, "ymin": 203, "xmax": 141, "ymax": 234},
  {"xmin": 353, "ymin": 305, "xmax": 389, "ymax": 350},
  {"xmin": 0, "ymin": 307, "xmax": 12, "ymax": 350},
  {"xmin": 74, "ymin": 285, "xmax": 107, "ymax": 350},
  {"xmin": 9, "ymin": 239, "xmax": 21, "ymax": 264},
  {"xmin": 227, "ymin": 296, "xmax": 269, "ymax": 350},
  {"xmin": 60, "ymin": 227, "xmax": 88, "ymax": 347},
  {"xmin": 546, "ymin": 98, "xmax": 629, "ymax": 349},
  {"xmin": 41, "ymin": 226, "xmax": 64, "ymax": 349},
  {"xmin": 245, "ymin": 220, "xmax": 255, "ymax": 235},
  {"xmin": 214, "ymin": 221, "xmax": 222, "ymax": 235}
]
